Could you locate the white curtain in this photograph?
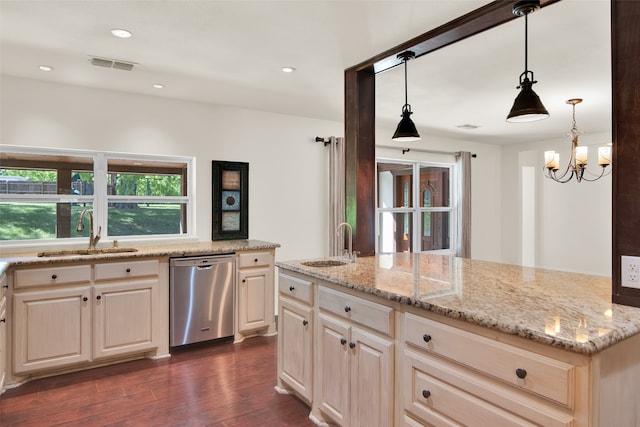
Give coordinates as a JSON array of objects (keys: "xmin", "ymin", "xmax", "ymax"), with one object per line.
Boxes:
[
  {"xmin": 328, "ymin": 137, "xmax": 345, "ymax": 256},
  {"xmin": 456, "ymin": 151, "xmax": 472, "ymax": 258}
]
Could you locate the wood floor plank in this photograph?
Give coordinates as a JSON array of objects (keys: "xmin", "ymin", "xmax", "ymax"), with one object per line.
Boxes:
[{"xmin": 0, "ymin": 336, "xmax": 314, "ymax": 427}]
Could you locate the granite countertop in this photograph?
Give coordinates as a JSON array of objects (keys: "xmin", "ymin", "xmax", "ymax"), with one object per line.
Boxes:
[
  {"xmin": 277, "ymin": 253, "xmax": 640, "ymax": 355},
  {"xmin": 0, "ymin": 239, "xmax": 279, "ymax": 268}
]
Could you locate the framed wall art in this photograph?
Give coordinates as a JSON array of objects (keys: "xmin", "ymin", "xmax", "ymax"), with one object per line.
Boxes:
[{"xmin": 212, "ymin": 160, "xmax": 249, "ymax": 240}]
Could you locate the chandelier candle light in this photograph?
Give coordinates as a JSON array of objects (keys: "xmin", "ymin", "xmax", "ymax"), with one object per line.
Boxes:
[{"xmin": 544, "ymin": 98, "xmax": 612, "ymax": 183}]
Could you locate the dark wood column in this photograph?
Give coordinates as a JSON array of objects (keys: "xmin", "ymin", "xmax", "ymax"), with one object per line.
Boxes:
[
  {"xmin": 344, "ymin": 66, "xmax": 376, "ymax": 256},
  {"xmin": 612, "ymin": 0, "xmax": 640, "ymax": 307}
]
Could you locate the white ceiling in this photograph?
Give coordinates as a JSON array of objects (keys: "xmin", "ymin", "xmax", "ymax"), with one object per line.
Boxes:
[{"xmin": 0, "ymin": 0, "xmax": 611, "ymax": 146}]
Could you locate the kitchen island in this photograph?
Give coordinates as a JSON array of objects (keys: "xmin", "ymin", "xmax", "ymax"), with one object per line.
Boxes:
[
  {"xmin": 276, "ymin": 253, "xmax": 640, "ymax": 427},
  {"xmin": 0, "ymin": 239, "xmax": 279, "ymax": 392}
]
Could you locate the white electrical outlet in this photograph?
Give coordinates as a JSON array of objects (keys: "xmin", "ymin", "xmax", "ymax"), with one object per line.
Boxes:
[{"xmin": 621, "ymin": 255, "xmax": 640, "ymax": 289}]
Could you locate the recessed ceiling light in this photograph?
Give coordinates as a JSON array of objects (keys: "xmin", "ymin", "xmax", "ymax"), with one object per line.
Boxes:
[
  {"xmin": 282, "ymin": 67, "xmax": 296, "ymax": 73},
  {"xmin": 39, "ymin": 65, "xmax": 53, "ymax": 72},
  {"xmin": 152, "ymin": 84, "xmax": 164, "ymax": 89},
  {"xmin": 111, "ymin": 28, "xmax": 132, "ymax": 38}
]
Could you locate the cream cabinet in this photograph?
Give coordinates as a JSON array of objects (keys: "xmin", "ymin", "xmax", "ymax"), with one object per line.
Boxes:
[
  {"xmin": 235, "ymin": 250, "xmax": 275, "ymax": 341},
  {"xmin": 12, "ymin": 258, "xmax": 161, "ymax": 376},
  {"xmin": 0, "ymin": 271, "xmax": 8, "ymax": 392},
  {"xmin": 316, "ymin": 286, "xmax": 394, "ymax": 427},
  {"xmin": 402, "ymin": 312, "xmax": 576, "ymax": 427},
  {"xmin": 277, "ymin": 272, "xmax": 314, "ymax": 402}
]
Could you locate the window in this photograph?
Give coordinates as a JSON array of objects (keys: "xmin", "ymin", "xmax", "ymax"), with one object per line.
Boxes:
[
  {"xmin": 0, "ymin": 147, "xmax": 194, "ymax": 245},
  {"xmin": 376, "ymin": 160, "xmax": 455, "ymax": 254}
]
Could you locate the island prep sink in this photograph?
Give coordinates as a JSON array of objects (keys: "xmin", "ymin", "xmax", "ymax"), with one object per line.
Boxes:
[
  {"xmin": 37, "ymin": 247, "xmax": 138, "ymax": 257},
  {"xmin": 301, "ymin": 260, "xmax": 348, "ymax": 267}
]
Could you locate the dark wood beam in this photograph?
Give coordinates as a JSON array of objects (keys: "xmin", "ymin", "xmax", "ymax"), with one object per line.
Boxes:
[{"xmin": 611, "ymin": 0, "xmax": 640, "ymax": 307}]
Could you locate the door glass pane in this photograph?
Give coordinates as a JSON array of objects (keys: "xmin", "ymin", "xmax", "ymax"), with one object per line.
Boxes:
[
  {"xmin": 377, "ymin": 163, "xmax": 413, "ymax": 208},
  {"xmin": 108, "ymin": 202, "xmax": 187, "ymax": 236},
  {"xmin": 420, "ymin": 211, "xmax": 451, "ymax": 251},
  {"xmin": 419, "ymin": 166, "xmax": 450, "ymax": 207},
  {"xmin": 378, "ymin": 212, "xmax": 413, "ymax": 253}
]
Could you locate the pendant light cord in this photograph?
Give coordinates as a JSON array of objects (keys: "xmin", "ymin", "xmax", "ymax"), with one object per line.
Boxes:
[
  {"xmin": 524, "ymin": 14, "xmax": 529, "ymax": 73},
  {"xmin": 404, "ymin": 58, "xmax": 409, "ymax": 108}
]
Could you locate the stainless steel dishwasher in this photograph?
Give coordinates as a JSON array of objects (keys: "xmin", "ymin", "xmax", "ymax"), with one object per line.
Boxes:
[{"xmin": 170, "ymin": 255, "xmax": 235, "ymax": 347}]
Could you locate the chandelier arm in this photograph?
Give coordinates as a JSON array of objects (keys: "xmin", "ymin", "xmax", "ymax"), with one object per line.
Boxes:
[
  {"xmin": 545, "ymin": 166, "xmax": 576, "ymax": 183},
  {"xmin": 580, "ymin": 166, "xmax": 609, "ymax": 182}
]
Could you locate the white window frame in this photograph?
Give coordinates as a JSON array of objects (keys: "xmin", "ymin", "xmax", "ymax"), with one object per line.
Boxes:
[
  {"xmin": 375, "ymin": 157, "xmax": 457, "ymax": 254},
  {"xmin": 0, "ymin": 145, "xmax": 196, "ymax": 251}
]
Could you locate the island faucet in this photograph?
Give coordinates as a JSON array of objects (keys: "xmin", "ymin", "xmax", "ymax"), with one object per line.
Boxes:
[
  {"xmin": 336, "ymin": 222, "xmax": 355, "ymax": 262},
  {"xmin": 76, "ymin": 208, "xmax": 101, "ymax": 249}
]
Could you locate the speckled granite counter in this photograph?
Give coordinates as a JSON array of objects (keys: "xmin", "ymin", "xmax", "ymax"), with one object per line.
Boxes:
[
  {"xmin": 0, "ymin": 239, "xmax": 279, "ymax": 267},
  {"xmin": 277, "ymin": 253, "xmax": 640, "ymax": 355}
]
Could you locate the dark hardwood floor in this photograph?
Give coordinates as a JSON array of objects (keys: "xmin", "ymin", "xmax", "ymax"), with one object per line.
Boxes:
[{"xmin": 0, "ymin": 336, "xmax": 314, "ymax": 427}]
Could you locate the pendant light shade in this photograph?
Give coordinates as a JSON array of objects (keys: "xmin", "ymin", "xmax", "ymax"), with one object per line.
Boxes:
[
  {"xmin": 392, "ymin": 105, "xmax": 420, "ymax": 142},
  {"xmin": 392, "ymin": 51, "xmax": 420, "ymax": 142},
  {"xmin": 506, "ymin": 0, "xmax": 549, "ymax": 123},
  {"xmin": 506, "ymin": 72, "xmax": 549, "ymax": 122}
]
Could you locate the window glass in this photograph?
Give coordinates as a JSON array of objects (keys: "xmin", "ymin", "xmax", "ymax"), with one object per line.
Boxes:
[
  {"xmin": 378, "ymin": 212, "xmax": 413, "ymax": 253},
  {"xmin": 108, "ymin": 202, "xmax": 187, "ymax": 236},
  {"xmin": 420, "ymin": 211, "xmax": 451, "ymax": 251},
  {"xmin": 377, "ymin": 163, "xmax": 413, "ymax": 208},
  {"xmin": 419, "ymin": 166, "xmax": 450, "ymax": 207},
  {"xmin": 0, "ymin": 202, "xmax": 93, "ymax": 240}
]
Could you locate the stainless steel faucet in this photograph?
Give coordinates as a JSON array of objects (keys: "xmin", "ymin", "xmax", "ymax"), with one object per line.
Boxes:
[
  {"xmin": 336, "ymin": 222, "xmax": 355, "ymax": 262},
  {"xmin": 76, "ymin": 208, "xmax": 101, "ymax": 249}
]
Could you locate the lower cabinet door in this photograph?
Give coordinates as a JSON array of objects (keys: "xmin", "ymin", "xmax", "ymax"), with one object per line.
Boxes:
[
  {"xmin": 14, "ymin": 287, "xmax": 91, "ymax": 373},
  {"xmin": 351, "ymin": 327, "xmax": 394, "ymax": 427},
  {"xmin": 237, "ymin": 267, "xmax": 271, "ymax": 332},
  {"xmin": 318, "ymin": 313, "xmax": 351, "ymax": 426},
  {"xmin": 278, "ymin": 298, "xmax": 313, "ymax": 401},
  {"xmin": 93, "ymin": 280, "xmax": 156, "ymax": 359}
]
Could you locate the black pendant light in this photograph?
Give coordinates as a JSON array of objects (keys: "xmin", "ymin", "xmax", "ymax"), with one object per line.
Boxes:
[
  {"xmin": 392, "ymin": 51, "xmax": 421, "ymax": 142},
  {"xmin": 506, "ymin": 0, "xmax": 549, "ymax": 123}
]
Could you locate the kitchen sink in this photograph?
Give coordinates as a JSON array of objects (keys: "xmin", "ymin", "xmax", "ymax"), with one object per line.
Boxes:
[
  {"xmin": 37, "ymin": 247, "xmax": 138, "ymax": 257},
  {"xmin": 301, "ymin": 260, "xmax": 348, "ymax": 267}
]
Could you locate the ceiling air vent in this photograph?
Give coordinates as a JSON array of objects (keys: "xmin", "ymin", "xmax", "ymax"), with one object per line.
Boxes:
[{"xmin": 90, "ymin": 56, "xmax": 136, "ymax": 71}]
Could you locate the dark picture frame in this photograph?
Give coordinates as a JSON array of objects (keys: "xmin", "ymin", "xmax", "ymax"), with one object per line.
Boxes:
[{"xmin": 212, "ymin": 160, "xmax": 248, "ymax": 240}]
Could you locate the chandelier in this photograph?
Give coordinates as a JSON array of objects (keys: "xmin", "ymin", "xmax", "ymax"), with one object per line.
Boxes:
[{"xmin": 543, "ymin": 98, "xmax": 612, "ymax": 183}]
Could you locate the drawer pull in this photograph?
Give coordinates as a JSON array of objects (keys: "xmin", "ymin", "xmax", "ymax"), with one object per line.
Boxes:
[
  {"xmin": 344, "ymin": 306, "xmax": 351, "ymax": 313},
  {"xmin": 126, "ymin": 268, "xmax": 131, "ymax": 273},
  {"xmin": 96, "ymin": 295, "xmax": 102, "ymax": 300},
  {"xmin": 254, "ymin": 258, "xmax": 258, "ymax": 263},
  {"xmin": 2, "ymin": 285, "xmax": 8, "ymax": 289},
  {"xmin": 423, "ymin": 333, "xmax": 432, "ymax": 343},
  {"xmin": 422, "ymin": 390, "xmax": 431, "ymax": 399},
  {"xmin": 242, "ymin": 279, "xmax": 246, "ymax": 283},
  {"xmin": 289, "ymin": 286, "xmax": 295, "ymax": 292},
  {"xmin": 340, "ymin": 338, "xmax": 347, "ymax": 345},
  {"xmin": 516, "ymin": 368, "xmax": 527, "ymax": 379},
  {"xmin": 52, "ymin": 274, "xmax": 58, "ymax": 279},
  {"xmin": 349, "ymin": 342, "xmax": 356, "ymax": 349},
  {"xmin": 83, "ymin": 297, "xmax": 88, "ymax": 302},
  {"xmin": 302, "ymin": 320, "xmax": 308, "ymax": 326},
  {"xmin": 0, "ymin": 318, "xmax": 5, "ymax": 323}
]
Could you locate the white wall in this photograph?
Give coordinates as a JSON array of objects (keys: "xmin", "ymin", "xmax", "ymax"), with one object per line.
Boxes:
[
  {"xmin": 1, "ymin": 76, "xmax": 342, "ymax": 263},
  {"xmin": 501, "ymin": 132, "xmax": 612, "ymax": 276}
]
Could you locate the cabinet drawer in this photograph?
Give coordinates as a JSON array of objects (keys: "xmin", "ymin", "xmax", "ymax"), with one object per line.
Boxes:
[
  {"xmin": 404, "ymin": 312, "xmax": 575, "ymax": 407},
  {"xmin": 279, "ymin": 273, "xmax": 313, "ymax": 305},
  {"xmin": 14, "ymin": 264, "xmax": 91, "ymax": 289},
  {"xmin": 319, "ymin": 286, "xmax": 393, "ymax": 337},
  {"xmin": 238, "ymin": 251, "xmax": 272, "ymax": 268},
  {"xmin": 95, "ymin": 259, "xmax": 159, "ymax": 281},
  {"xmin": 404, "ymin": 348, "xmax": 539, "ymax": 427}
]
